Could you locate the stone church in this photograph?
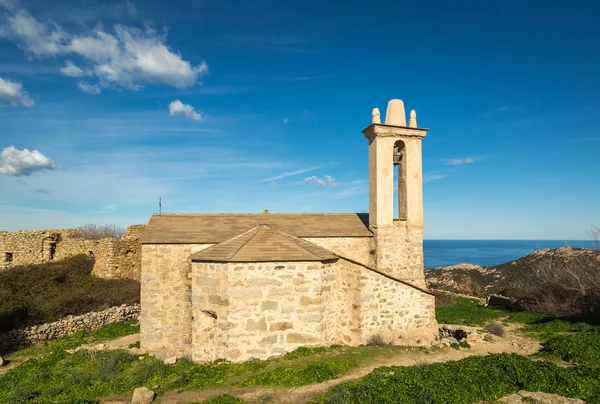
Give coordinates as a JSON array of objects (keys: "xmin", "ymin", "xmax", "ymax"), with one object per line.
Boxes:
[{"xmin": 139, "ymin": 99, "xmax": 438, "ymax": 363}]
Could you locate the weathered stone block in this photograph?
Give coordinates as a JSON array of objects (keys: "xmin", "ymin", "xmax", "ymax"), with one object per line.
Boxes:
[{"xmin": 245, "ymin": 318, "xmax": 267, "ymax": 331}]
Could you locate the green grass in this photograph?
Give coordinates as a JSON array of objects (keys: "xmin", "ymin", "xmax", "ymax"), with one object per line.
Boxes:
[
  {"xmin": 538, "ymin": 330, "xmax": 600, "ymax": 366},
  {"xmin": 11, "ymin": 320, "xmax": 140, "ymax": 358},
  {"xmin": 0, "ymin": 344, "xmax": 404, "ymax": 402},
  {"xmin": 313, "ymin": 353, "xmax": 600, "ymax": 404},
  {"xmin": 435, "ymin": 297, "xmax": 510, "ymax": 326},
  {"xmin": 201, "ymin": 394, "xmax": 243, "ymax": 403}
]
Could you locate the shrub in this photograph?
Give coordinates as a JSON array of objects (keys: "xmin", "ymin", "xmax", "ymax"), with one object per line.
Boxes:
[
  {"xmin": 72, "ymin": 224, "xmax": 125, "ymax": 240},
  {"xmin": 0, "ymin": 255, "xmax": 140, "ymax": 335},
  {"xmin": 484, "ymin": 322, "xmax": 506, "ymax": 337},
  {"xmin": 366, "ymin": 334, "xmax": 388, "ymax": 346},
  {"xmin": 506, "ymin": 250, "xmax": 600, "ymax": 318}
]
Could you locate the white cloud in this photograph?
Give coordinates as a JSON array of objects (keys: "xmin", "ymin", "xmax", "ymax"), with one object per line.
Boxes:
[
  {"xmin": 446, "ymin": 158, "xmax": 475, "ymax": 165},
  {"xmin": 0, "ymin": 146, "xmax": 57, "ymax": 176},
  {"xmin": 305, "ymin": 175, "xmax": 340, "ymax": 188},
  {"xmin": 60, "ymin": 60, "xmax": 87, "ymax": 77},
  {"xmin": 3, "ymin": 11, "xmax": 67, "ymax": 56},
  {"xmin": 168, "ymin": 99, "xmax": 203, "ymax": 120},
  {"xmin": 282, "ymin": 117, "xmax": 289, "ymax": 124},
  {"xmin": 35, "ymin": 188, "xmax": 49, "ymax": 194},
  {"xmin": 423, "ymin": 174, "xmax": 446, "ymax": 183},
  {"xmin": 77, "ymin": 81, "xmax": 101, "ymax": 94},
  {"xmin": 0, "ymin": 76, "xmax": 33, "ymax": 106},
  {"xmin": 264, "ymin": 166, "xmax": 325, "ymax": 182},
  {"xmin": 1, "ymin": 10, "xmax": 208, "ymax": 90}
]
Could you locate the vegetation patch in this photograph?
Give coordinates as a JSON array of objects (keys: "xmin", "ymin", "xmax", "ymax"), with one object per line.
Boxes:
[
  {"xmin": 313, "ymin": 353, "xmax": 600, "ymax": 403},
  {"xmin": 0, "ymin": 255, "xmax": 140, "ymax": 333},
  {"xmin": 200, "ymin": 394, "xmax": 243, "ymax": 404},
  {"xmin": 538, "ymin": 331, "xmax": 600, "ymax": 366},
  {"xmin": 435, "ymin": 297, "xmax": 509, "ymax": 326},
  {"xmin": 241, "ymin": 358, "xmax": 358, "ymax": 387}
]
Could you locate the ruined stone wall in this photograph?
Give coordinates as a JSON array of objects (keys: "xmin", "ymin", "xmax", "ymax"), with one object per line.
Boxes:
[
  {"xmin": 0, "ymin": 304, "xmax": 140, "ymax": 353},
  {"xmin": 140, "ymin": 243, "xmax": 213, "ymax": 359},
  {"xmin": 184, "ymin": 258, "xmax": 437, "ymax": 363},
  {"xmin": 0, "ymin": 225, "xmax": 145, "ymax": 280}
]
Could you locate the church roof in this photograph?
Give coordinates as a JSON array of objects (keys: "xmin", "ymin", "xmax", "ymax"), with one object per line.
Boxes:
[
  {"xmin": 139, "ymin": 213, "xmax": 371, "ymax": 244},
  {"xmin": 189, "ymin": 225, "xmax": 339, "ymax": 262}
]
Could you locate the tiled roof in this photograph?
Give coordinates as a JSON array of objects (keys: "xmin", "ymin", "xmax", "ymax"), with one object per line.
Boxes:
[
  {"xmin": 190, "ymin": 225, "xmax": 339, "ymax": 262},
  {"xmin": 139, "ymin": 213, "xmax": 371, "ymax": 244}
]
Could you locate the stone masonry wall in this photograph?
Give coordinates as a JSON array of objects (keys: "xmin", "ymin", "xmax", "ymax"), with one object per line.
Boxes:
[
  {"xmin": 374, "ymin": 221, "xmax": 426, "ymax": 287},
  {"xmin": 0, "ymin": 225, "xmax": 144, "ymax": 280},
  {"xmin": 186, "ymin": 258, "xmax": 437, "ymax": 363},
  {"xmin": 140, "ymin": 243, "xmax": 213, "ymax": 359},
  {"xmin": 0, "ymin": 304, "xmax": 140, "ymax": 353},
  {"xmin": 303, "ymin": 237, "xmax": 374, "ymax": 268},
  {"xmin": 191, "ymin": 261, "xmax": 332, "ymax": 363}
]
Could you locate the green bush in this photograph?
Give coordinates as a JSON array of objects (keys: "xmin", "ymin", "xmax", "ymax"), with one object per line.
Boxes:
[
  {"xmin": 0, "ymin": 255, "xmax": 140, "ymax": 334},
  {"xmin": 314, "ymin": 353, "xmax": 600, "ymax": 404}
]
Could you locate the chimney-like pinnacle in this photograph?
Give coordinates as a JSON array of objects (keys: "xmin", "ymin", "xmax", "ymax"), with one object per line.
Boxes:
[
  {"xmin": 384, "ymin": 99, "xmax": 406, "ymax": 126},
  {"xmin": 409, "ymin": 110, "xmax": 417, "ymax": 128},
  {"xmin": 372, "ymin": 108, "xmax": 381, "ymax": 124}
]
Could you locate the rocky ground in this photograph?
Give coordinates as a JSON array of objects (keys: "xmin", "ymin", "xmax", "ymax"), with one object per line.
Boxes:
[{"xmin": 425, "ymin": 246, "xmax": 600, "ymax": 297}]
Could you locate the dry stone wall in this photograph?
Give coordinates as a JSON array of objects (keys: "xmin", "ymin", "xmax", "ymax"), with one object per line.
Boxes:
[
  {"xmin": 0, "ymin": 225, "xmax": 144, "ymax": 280},
  {"xmin": 0, "ymin": 304, "xmax": 140, "ymax": 353}
]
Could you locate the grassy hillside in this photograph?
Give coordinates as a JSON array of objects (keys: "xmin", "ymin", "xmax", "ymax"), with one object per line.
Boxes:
[{"xmin": 0, "ymin": 255, "xmax": 140, "ymax": 333}]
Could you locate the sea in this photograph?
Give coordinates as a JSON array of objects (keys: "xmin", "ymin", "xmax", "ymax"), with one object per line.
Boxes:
[{"xmin": 424, "ymin": 240, "xmax": 597, "ymax": 269}]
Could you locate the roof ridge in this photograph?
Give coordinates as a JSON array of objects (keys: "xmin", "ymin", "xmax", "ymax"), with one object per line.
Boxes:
[
  {"xmin": 224, "ymin": 225, "xmax": 264, "ymax": 261},
  {"xmin": 270, "ymin": 228, "xmax": 331, "ymax": 260}
]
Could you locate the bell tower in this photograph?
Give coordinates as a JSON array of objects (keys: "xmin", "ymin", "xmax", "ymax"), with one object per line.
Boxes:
[{"xmin": 363, "ymin": 99, "xmax": 429, "ymax": 286}]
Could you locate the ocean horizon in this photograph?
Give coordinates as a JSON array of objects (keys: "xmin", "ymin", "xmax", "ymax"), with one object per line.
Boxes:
[{"xmin": 424, "ymin": 239, "xmax": 597, "ymax": 268}]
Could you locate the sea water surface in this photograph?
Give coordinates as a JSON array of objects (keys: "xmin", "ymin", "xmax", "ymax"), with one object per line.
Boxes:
[{"xmin": 424, "ymin": 240, "xmax": 596, "ymax": 269}]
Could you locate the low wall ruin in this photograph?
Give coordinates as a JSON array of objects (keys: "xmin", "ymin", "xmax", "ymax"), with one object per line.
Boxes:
[
  {"xmin": 0, "ymin": 225, "xmax": 145, "ymax": 280},
  {"xmin": 0, "ymin": 304, "xmax": 140, "ymax": 353}
]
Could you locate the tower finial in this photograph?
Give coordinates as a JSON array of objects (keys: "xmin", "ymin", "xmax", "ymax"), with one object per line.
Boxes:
[
  {"xmin": 409, "ymin": 110, "xmax": 417, "ymax": 128},
  {"xmin": 372, "ymin": 108, "xmax": 381, "ymax": 124},
  {"xmin": 384, "ymin": 99, "xmax": 406, "ymax": 126}
]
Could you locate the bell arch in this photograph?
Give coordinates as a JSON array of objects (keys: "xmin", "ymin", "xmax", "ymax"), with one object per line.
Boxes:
[{"xmin": 393, "ymin": 140, "xmax": 407, "ymax": 221}]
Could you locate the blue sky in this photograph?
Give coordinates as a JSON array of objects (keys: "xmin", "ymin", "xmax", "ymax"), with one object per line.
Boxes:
[{"xmin": 0, "ymin": 0, "xmax": 599, "ymax": 239}]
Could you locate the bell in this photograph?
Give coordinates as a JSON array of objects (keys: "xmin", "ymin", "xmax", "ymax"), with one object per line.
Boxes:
[{"xmin": 393, "ymin": 147, "xmax": 402, "ymax": 165}]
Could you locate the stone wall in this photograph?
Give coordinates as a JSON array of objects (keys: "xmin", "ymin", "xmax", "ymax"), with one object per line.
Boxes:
[
  {"xmin": 0, "ymin": 225, "xmax": 145, "ymax": 280},
  {"xmin": 303, "ymin": 237, "xmax": 374, "ymax": 268},
  {"xmin": 373, "ymin": 221, "xmax": 426, "ymax": 287},
  {"xmin": 140, "ymin": 243, "xmax": 213, "ymax": 359},
  {"xmin": 184, "ymin": 258, "xmax": 437, "ymax": 363},
  {"xmin": 0, "ymin": 304, "xmax": 140, "ymax": 353}
]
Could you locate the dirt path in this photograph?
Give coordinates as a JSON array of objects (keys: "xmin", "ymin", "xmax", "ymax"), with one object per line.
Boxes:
[{"xmin": 155, "ymin": 323, "xmax": 541, "ymax": 404}]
